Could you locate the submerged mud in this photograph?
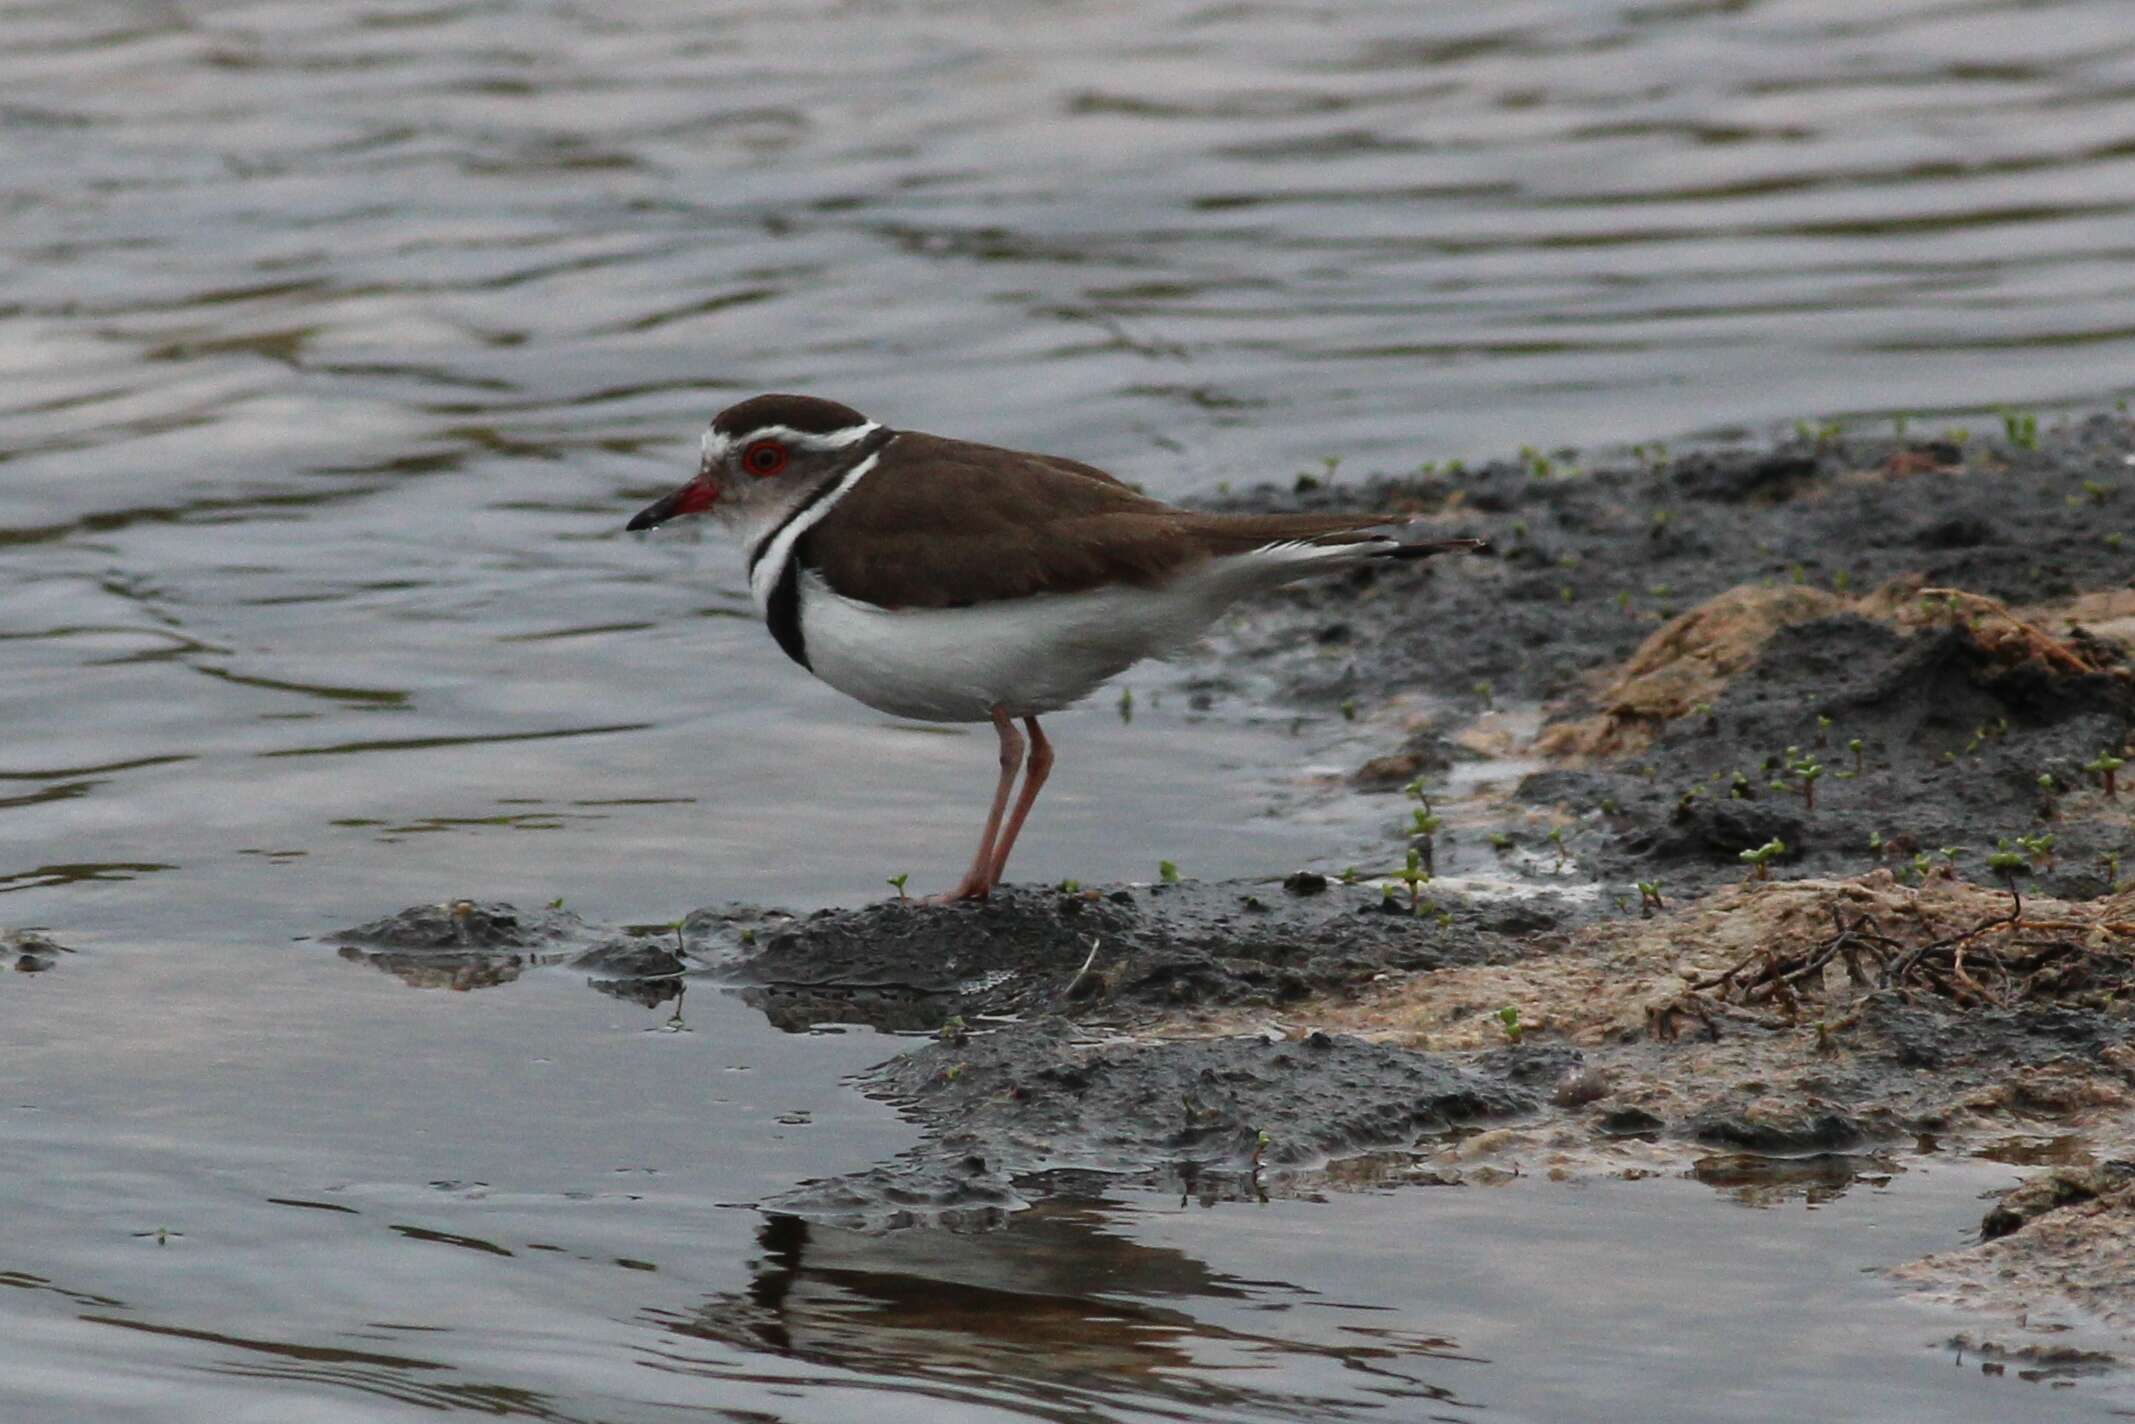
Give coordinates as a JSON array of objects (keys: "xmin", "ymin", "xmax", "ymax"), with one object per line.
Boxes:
[
  {"xmin": 3, "ymin": 929, "xmax": 70, "ymax": 974},
  {"xmin": 330, "ymin": 416, "xmax": 2135, "ymax": 1358}
]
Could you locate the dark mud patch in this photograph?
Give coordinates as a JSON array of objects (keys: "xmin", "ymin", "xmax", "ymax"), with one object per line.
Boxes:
[
  {"xmin": 699, "ymin": 879, "xmax": 1577, "ymax": 1034},
  {"xmin": 1525, "ymin": 610, "xmax": 2133, "ymax": 899},
  {"xmin": 327, "ymin": 898, "xmax": 684, "ymax": 999},
  {"xmin": 767, "ymin": 1020, "xmax": 1536, "ymax": 1230},
  {"xmin": 1215, "ymin": 414, "xmax": 2135, "ymax": 713}
]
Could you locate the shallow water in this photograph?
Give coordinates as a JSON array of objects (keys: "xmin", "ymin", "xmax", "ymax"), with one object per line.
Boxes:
[{"xmin": 7, "ymin": 0, "xmax": 2135, "ymax": 1417}]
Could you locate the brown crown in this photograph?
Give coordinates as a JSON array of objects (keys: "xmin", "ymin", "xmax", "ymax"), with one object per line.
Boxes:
[{"xmin": 711, "ymin": 393, "xmax": 870, "ymax": 439}]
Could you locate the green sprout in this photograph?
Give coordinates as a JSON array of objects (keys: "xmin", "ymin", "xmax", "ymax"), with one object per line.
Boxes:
[
  {"xmin": 1636, "ymin": 881, "xmax": 1664, "ymax": 917},
  {"xmin": 1397, "ymin": 848, "xmax": 1432, "ymax": 914},
  {"xmin": 1739, "ymin": 838, "xmax": 1786, "ymax": 881},
  {"xmin": 1158, "ymin": 859, "xmax": 1181, "ymax": 884},
  {"xmin": 1849, "ymin": 738, "xmax": 1864, "ymax": 774},
  {"xmin": 1790, "ymin": 754, "xmax": 1824, "ymax": 811},
  {"xmin": 1988, "ymin": 840, "xmax": 2031, "ymax": 915},
  {"xmin": 886, "ymin": 873, "xmax": 910, "ymax": 900},
  {"xmin": 2086, "ymin": 751, "xmax": 2124, "ymax": 798},
  {"xmin": 1339, "ymin": 697, "xmax": 1358, "ymax": 722},
  {"xmin": 1057, "ymin": 879, "xmax": 1081, "ymax": 894},
  {"xmin": 1117, "ymin": 687, "xmax": 1134, "ymax": 722},
  {"xmin": 1497, "ymin": 1005, "xmax": 1523, "ymax": 1044},
  {"xmin": 1999, "ymin": 408, "xmax": 2039, "ymax": 451}
]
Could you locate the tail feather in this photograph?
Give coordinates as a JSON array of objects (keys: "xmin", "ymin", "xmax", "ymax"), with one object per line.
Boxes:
[{"xmin": 1376, "ymin": 536, "xmax": 1487, "ymax": 561}]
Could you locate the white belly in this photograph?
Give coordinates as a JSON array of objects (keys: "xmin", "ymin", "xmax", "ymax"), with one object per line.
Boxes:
[{"xmin": 793, "ymin": 569, "xmax": 1228, "ymax": 722}]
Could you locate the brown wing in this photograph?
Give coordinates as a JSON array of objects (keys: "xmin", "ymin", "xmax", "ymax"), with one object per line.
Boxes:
[{"xmin": 800, "ymin": 431, "xmax": 1419, "ymax": 609}]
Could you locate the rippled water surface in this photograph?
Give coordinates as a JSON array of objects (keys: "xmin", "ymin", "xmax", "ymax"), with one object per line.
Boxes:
[{"xmin": 7, "ymin": 1, "xmax": 2135, "ymax": 1418}]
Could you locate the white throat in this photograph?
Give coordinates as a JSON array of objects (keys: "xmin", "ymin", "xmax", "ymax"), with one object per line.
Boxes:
[{"xmin": 743, "ymin": 449, "xmax": 884, "ymax": 614}]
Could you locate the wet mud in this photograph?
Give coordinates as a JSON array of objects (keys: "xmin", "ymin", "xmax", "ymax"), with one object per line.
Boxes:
[{"xmin": 329, "ymin": 415, "xmax": 2135, "ymax": 1359}]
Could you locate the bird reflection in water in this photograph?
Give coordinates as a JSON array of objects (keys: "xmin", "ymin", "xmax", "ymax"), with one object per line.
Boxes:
[{"xmin": 650, "ymin": 1202, "xmax": 1486, "ymax": 1422}]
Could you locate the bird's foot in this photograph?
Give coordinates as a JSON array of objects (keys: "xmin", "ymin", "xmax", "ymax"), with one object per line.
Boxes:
[{"xmin": 925, "ymin": 876, "xmax": 993, "ymax": 905}]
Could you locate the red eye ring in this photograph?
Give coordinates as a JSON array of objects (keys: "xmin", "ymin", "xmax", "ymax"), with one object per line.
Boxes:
[{"xmin": 742, "ymin": 439, "xmax": 788, "ymax": 477}]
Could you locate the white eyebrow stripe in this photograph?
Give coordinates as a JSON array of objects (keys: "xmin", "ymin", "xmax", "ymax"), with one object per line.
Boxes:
[
  {"xmin": 747, "ymin": 448, "xmax": 883, "ymax": 614},
  {"xmin": 702, "ymin": 420, "xmax": 881, "ymax": 466}
]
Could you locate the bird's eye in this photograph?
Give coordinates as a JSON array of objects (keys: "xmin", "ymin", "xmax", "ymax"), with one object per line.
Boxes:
[{"xmin": 743, "ymin": 440, "xmax": 788, "ymax": 477}]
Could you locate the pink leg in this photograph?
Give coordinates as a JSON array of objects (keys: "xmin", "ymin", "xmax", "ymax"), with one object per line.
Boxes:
[
  {"xmin": 985, "ymin": 716, "xmax": 1053, "ymax": 892},
  {"xmin": 932, "ymin": 706, "xmax": 1023, "ymax": 903}
]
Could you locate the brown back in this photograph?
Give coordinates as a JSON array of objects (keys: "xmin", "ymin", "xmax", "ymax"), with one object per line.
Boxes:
[{"xmin": 800, "ymin": 432, "xmax": 1410, "ymax": 609}]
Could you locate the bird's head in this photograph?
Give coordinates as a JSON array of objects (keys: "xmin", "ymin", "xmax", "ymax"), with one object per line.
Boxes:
[{"xmin": 627, "ymin": 393, "xmax": 885, "ymax": 537}]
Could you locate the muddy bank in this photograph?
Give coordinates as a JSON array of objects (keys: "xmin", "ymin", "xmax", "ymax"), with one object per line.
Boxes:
[
  {"xmin": 326, "ymin": 415, "xmax": 2135, "ymax": 1357},
  {"xmin": 1219, "ymin": 415, "xmax": 2135, "ymax": 902}
]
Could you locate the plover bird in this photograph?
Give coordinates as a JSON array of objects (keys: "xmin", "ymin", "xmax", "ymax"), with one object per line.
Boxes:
[{"xmin": 628, "ymin": 394, "xmax": 1478, "ymax": 901}]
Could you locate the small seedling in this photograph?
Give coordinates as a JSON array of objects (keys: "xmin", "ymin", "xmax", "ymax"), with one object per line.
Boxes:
[
  {"xmin": 1545, "ymin": 825, "xmax": 1567, "ymax": 867},
  {"xmin": 1486, "ymin": 832, "xmax": 1513, "ymax": 852},
  {"xmin": 1849, "ymin": 738, "xmax": 1864, "ymax": 774},
  {"xmin": 1814, "ymin": 715, "xmax": 1832, "ymax": 747},
  {"xmin": 1472, "ymin": 679, "xmax": 1495, "ymax": 707},
  {"xmin": 1497, "ymin": 1005, "xmax": 1523, "ymax": 1044},
  {"xmin": 1739, "ymin": 838, "xmax": 1786, "ymax": 881},
  {"xmin": 1867, "ymin": 829, "xmax": 1884, "ymax": 855},
  {"xmin": 1158, "ymin": 859, "xmax": 1181, "ymax": 884},
  {"xmin": 1636, "ymin": 881, "xmax": 1664, "ymax": 917},
  {"xmin": 1999, "ymin": 408, "xmax": 2039, "ymax": 451},
  {"xmin": 1339, "ymin": 697, "xmax": 1358, "ymax": 722},
  {"xmin": 937, "ymin": 1015, "xmax": 968, "ymax": 1044},
  {"xmin": 1988, "ymin": 841, "xmax": 2030, "ymax": 916},
  {"xmin": 1339, "ymin": 865, "xmax": 1361, "ymax": 885},
  {"xmin": 1397, "ymin": 848, "xmax": 1432, "ymax": 913},
  {"xmin": 1790, "ymin": 754, "xmax": 1824, "ymax": 810},
  {"xmin": 1117, "ymin": 687, "xmax": 1134, "ymax": 722},
  {"xmin": 2085, "ymin": 750, "xmax": 2124, "ymax": 797},
  {"xmin": 886, "ymin": 873, "xmax": 910, "ymax": 899},
  {"xmin": 546, "ymin": 896, "xmax": 566, "ymax": 910}
]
